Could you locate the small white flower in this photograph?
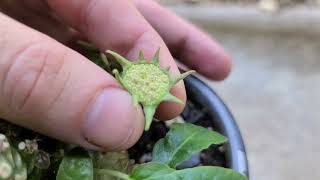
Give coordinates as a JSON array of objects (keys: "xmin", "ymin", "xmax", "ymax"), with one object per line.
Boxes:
[{"xmin": 18, "ymin": 142, "xmax": 26, "ymax": 150}]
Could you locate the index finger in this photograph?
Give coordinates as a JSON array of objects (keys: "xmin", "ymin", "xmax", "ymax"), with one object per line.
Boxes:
[
  {"xmin": 46, "ymin": 0, "xmax": 186, "ymax": 120},
  {"xmin": 134, "ymin": 0, "xmax": 232, "ymax": 80}
]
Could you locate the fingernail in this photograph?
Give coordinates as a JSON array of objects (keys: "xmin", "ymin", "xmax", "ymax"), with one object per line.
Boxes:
[{"xmin": 82, "ymin": 88, "xmax": 141, "ymax": 150}]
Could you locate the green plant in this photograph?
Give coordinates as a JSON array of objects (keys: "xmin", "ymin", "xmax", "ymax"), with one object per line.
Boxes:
[
  {"xmin": 57, "ymin": 123, "xmax": 246, "ymax": 180},
  {"xmin": 0, "ymin": 134, "xmax": 27, "ymax": 180},
  {"xmin": 0, "ymin": 43, "xmax": 248, "ymax": 180}
]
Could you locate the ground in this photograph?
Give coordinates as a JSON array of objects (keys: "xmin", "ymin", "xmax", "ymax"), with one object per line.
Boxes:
[
  {"xmin": 158, "ymin": 0, "xmax": 319, "ymax": 6},
  {"xmin": 158, "ymin": 1, "xmax": 320, "ymax": 180},
  {"xmin": 208, "ymin": 29, "xmax": 320, "ymax": 180}
]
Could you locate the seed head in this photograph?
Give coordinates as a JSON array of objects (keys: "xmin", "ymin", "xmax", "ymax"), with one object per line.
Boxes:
[{"xmin": 106, "ymin": 49, "xmax": 195, "ymax": 130}]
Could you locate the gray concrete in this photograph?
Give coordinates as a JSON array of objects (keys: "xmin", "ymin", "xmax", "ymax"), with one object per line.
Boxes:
[
  {"xmin": 171, "ymin": 6, "xmax": 320, "ymax": 180},
  {"xmin": 170, "ymin": 5, "xmax": 320, "ymax": 36}
]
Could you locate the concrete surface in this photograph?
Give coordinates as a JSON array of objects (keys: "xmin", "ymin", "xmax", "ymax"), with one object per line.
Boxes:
[
  {"xmin": 170, "ymin": 5, "xmax": 320, "ymax": 180},
  {"xmin": 208, "ymin": 29, "xmax": 320, "ymax": 180},
  {"xmin": 170, "ymin": 5, "xmax": 320, "ymax": 36}
]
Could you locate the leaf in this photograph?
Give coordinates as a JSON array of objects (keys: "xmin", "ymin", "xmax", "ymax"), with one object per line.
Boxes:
[
  {"xmin": 152, "ymin": 123, "xmax": 227, "ymax": 168},
  {"xmin": 56, "ymin": 148, "xmax": 93, "ymax": 180},
  {"xmin": 27, "ymin": 167, "xmax": 43, "ymax": 180},
  {"xmin": 130, "ymin": 163, "xmax": 174, "ymax": 180},
  {"xmin": 130, "ymin": 162, "xmax": 247, "ymax": 180},
  {"xmin": 92, "ymin": 151, "xmax": 134, "ymax": 180}
]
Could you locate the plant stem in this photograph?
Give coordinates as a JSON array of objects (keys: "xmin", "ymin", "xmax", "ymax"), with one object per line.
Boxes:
[
  {"xmin": 77, "ymin": 40, "xmax": 99, "ymax": 51},
  {"xmin": 94, "ymin": 168, "xmax": 132, "ymax": 180}
]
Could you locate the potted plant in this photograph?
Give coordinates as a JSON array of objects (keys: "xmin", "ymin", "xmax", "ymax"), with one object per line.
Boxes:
[
  {"xmin": 128, "ymin": 75, "xmax": 249, "ymax": 178},
  {"xmin": 0, "ymin": 43, "xmax": 249, "ymax": 180},
  {"xmin": 183, "ymin": 75, "xmax": 249, "ymax": 176}
]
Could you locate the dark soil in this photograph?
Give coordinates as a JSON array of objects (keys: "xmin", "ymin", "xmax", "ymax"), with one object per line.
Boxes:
[{"xmin": 128, "ymin": 98, "xmax": 227, "ymax": 169}]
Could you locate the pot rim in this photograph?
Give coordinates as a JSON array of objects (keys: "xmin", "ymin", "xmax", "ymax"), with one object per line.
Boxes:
[{"xmin": 184, "ymin": 75, "xmax": 249, "ymax": 178}]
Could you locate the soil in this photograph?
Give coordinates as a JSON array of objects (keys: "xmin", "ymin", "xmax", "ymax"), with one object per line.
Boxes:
[{"xmin": 128, "ymin": 98, "xmax": 227, "ymax": 169}]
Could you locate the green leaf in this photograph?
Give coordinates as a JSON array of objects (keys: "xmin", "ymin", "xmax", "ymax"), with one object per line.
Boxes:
[
  {"xmin": 152, "ymin": 123, "xmax": 227, "ymax": 168},
  {"xmin": 92, "ymin": 151, "xmax": 134, "ymax": 180},
  {"xmin": 130, "ymin": 162, "xmax": 247, "ymax": 180},
  {"xmin": 27, "ymin": 167, "xmax": 43, "ymax": 180},
  {"xmin": 56, "ymin": 148, "xmax": 93, "ymax": 180},
  {"xmin": 130, "ymin": 163, "xmax": 174, "ymax": 180}
]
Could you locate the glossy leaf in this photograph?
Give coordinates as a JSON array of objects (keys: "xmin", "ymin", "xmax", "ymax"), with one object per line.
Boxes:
[
  {"xmin": 92, "ymin": 151, "xmax": 134, "ymax": 180},
  {"xmin": 152, "ymin": 123, "xmax": 227, "ymax": 168},
  {"xmin": 130, "ymin": 162, "xmax": 247, "ymax": 180},
  {"xmin": 56, "ymin": 148, "xmax": 93, "ymax": 180},
  {"xmin": 130, "ymin": 163, "xmax": 174, "ymax": 179}
]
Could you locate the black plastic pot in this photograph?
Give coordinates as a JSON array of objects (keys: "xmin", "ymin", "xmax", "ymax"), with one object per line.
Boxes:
[{"xmin": 184, "ymin": 75, "xmax": 249, "ymax": 178}]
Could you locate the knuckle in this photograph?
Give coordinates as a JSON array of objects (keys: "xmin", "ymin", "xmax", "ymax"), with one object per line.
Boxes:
[{"xmin": 2, "ymin": 40, "xmax": 69, "ymax": 113}]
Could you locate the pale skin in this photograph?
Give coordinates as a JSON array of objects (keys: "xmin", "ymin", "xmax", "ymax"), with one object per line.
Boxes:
[{"xmin": 0, "ymin": 0, "xmax": 231, "ymax": 151}]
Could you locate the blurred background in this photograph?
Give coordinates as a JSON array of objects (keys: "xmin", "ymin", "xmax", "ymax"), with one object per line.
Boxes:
[{"xmin": 158, "ymin": 0, "xmax": 320, "ymax": 180}]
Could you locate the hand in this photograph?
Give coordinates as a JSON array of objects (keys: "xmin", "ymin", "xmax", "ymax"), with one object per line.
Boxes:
[{"xmin": 0, "ymin": 0, "xmax": 231, "ymax": 151}]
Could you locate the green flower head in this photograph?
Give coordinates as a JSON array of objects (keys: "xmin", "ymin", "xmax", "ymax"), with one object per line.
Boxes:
[{"xmin": 106, "ymin": 49, "xmax": 195, "ymax": 130}]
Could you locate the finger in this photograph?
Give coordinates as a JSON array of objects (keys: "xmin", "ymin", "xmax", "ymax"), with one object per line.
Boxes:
[
  {"xmin": 0, "ymin": 0, "xmax": 79, "ymax": 46},
  {"xmin": 0, "ymin": 13, "xmax": 144, "ymax": 151},
  {"xmin": 134, "ymin": 0, "xmax": 232, "ymax": 80},
  {"xmin": 46, "ymin": 0, "xmax": 187, "ymax": 120}
]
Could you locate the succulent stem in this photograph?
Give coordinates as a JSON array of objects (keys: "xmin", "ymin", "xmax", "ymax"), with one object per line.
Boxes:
[
  {"xmin": 0, "ymin": 156, "xmax": 12, "ymax": 178},
  {"xmin": 0, "ymin": 134, "xmax": 27, "ymax": 180}
]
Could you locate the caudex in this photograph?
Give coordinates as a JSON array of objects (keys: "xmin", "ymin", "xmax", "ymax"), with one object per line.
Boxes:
[{"xmin": 105, "ymin": 49, "xmax": 195, "ymax": 130}]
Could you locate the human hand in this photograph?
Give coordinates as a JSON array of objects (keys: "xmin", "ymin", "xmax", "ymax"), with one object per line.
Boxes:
[{"xmin": 0, "ymin": 0, "xmax": 231, "ymax": 151}]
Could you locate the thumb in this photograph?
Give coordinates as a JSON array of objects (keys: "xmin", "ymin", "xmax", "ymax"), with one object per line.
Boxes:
[{"xmin": 0, "ymin": 13, "xmax": 144, "ymax": 151}]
